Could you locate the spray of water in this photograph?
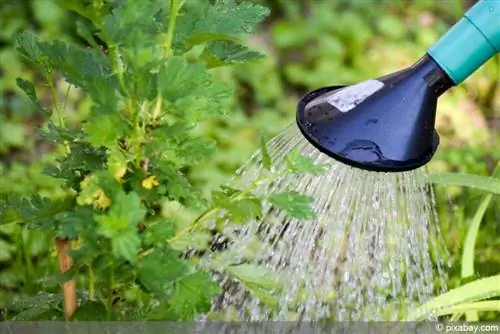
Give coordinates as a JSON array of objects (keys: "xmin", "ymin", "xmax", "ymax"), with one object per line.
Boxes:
[{"xmin": 196, "ymin": 123, "xmax": 449, "ymax": 321}]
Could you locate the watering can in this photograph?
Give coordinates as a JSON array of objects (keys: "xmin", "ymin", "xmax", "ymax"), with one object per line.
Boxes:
[{"xmin": 296, "ymin": 0, "xmax": 500, "ymax": 172}]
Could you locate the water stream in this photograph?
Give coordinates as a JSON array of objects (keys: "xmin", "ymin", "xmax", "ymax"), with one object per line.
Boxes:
[{"xmin": 196, "ymin": 124, "xmax": 449, "ymax": 321}]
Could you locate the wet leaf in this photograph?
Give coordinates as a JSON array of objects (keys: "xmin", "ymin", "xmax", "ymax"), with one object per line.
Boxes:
[
  {"xmin": 268, "ymin": 191, "xmax": 316, "ymax": 220},
  {"xmin": 286, "ymin": 149, "xmax": 327, "ymax": 175},
  {"xmin": 429, "ymin": 172, "xmax": 500, "ymax": 195},
  {"xmin": 260, "ymin": 134, "xmax": 271, "ymax": 170},
  {"xmin": 169, "ymin": 271, "xmax": 220, "ymax": 320}
]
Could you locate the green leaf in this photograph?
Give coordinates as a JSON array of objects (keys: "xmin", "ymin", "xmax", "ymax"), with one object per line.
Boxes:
[
  {"xmin": 432, "ymin": 301, "xmax": 500, "ymax": 317},
  {"xmin": 200, "ymin": 40, "xmax": 264, "ymax": 68},
  {"xmin": 260, "ymin": 134, "xmax": 271, "ymax": 170},
  {"xmin": 12, "ymin": 308, "xmax": 64, "ymax": 321},
  {"xmin": 54, "ymin": 207, "xmax": 96, "ymax": 239},
  {"xmin": 226, "ymin": 196, "xmax": 262, "ymax": 224},
  {"xmin": 110, "ymin": 191, "xmax": 147, "ymax": 227},
  {"xmin": 144, "ymin": 219, "xmax": 176, "ymax": 246},
  {"xmin": 83, "ymin": 114, "xmax": 126, "ymax": 148},
  {"xmin": 226, "ymin": 264, "xmax": 279, "ymax": 309},
  {"xmin": 176, "ymin": 137, "xmax": 217, "ymax": 166},
  {"xmin": 76, "ymin": 20, "xmax": 99, "ymax": 49},
  {"xmin": 138, "ymin": 248, "xmax": 189, "ymax": 295},
  {"xmin": 169, "ymin": 271, "xmax": 221, "ymax": 320},
  {"xmin": 16, "ymin": 78, "xmax": 37, "ymax": 102},
  {"xmin": 101, "ymin": 0, "xmax": 167, "ymax": 69},
  {"xmin": 154, "ymin": 163, "xmax": 204, "ymax": 208},
  {"xmin": 9, "ymin": 292, "xmax": 64, "ymax": 312},
  {"xmin": 71, "ymin": 301, "xmax": 108, "ymax": 321},
  {"xmin": 1, "ymin": 194, "xmax": 73, "ymax": 226},
  {"xmin": 157, "ymin": 57, "xmax": 231, "ymax": 122},
  {"xmin": 286, "ymin": 149, "xmax": 327, "ymax": 175},
  {"xmin": 405, "ymin": 275, "xmax": 500, "ymax": 320},
  {"xmin": 96, "ymin": 191, "xmax": 146, "ymax": 238},
  {"xmin": 268, "ymin": 191, "xmax": 316, "ymax": 220},
  {"xmin": 461, "ymin": 194, "xmax": 492, "ymax": 321},
  {"xmin": 226, "ymin": 264, "xmax": 278, "ymax": 290},
  {"xmin": 429, "ymin": 172, "xmax": 500, "ymax": 195},
  {"xmin": 111, "ymin": 229, "xmax": 141, "ymax": 263},
  {"xmin": 38, "ymin": 39, "xmax": 116, "ymax": 108},
  {"xmin": 0, "ymin": 239, "xmax": 13, "ymax": 262},
  {"xmin": 15, "ymin": 31, "xmax": 44, "ymax": 63},
  {"xmin": 178, "ymin": 0, "xmax": 270, "ymax": 50}
]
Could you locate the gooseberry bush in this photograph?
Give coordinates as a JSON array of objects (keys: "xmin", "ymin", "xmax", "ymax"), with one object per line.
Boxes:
[{"xmin": 0, "ymin": 0, "xmax": 322, "ymax": 321}]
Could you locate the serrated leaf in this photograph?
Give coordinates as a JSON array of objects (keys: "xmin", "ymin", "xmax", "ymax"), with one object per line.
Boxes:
[
  {"xmin": 37, "ymin": 39, "xmax": 117, "ymax": 108},
  {"xmin": 71, "ymin": 301, "xmax": 108, "ymax": 320},
  {"xmin": 226, "ymin": 196, "xmax": 262, "ymax": 224},
  {"xmin": 226, "ymin": 264, "xmax": 278, "ymax": 290},
  {"xmin": 211, "ymin": 186, "xmax": 241, "ymax": 206},
  {"xmin": 54, "ymin": 207, "xmax": 95, "ymax": 239},
  {"xmin": 111, "ymin": 229, "xmax": 141, "ymax": 263},
  {"xmin": 138, "ymin": 248, "xmax": 189, "ymax": 295},
  {"xmin": 144, "ymin": 219, "xmax": 176, "ymax": 246},
  {"xmin": 286, "ymin": 149, "xmax": 327, "ymax": 175},
  {"xmin": 96, "ymin": 191, "xmax": 147, "ymax": 238},
  {"xmin": 76, "ymin": 20, "xmax": 99, "ymax": 49},
  {"xmin": 9, "ymin": 292, "xmax": 64, "ymax": 311},
  {"xmin": 201, "ymin": 40, "xmax": 264, "ymax": 68},
  {"xmin": 16, "ymin": 78, "xmax": 37, "ymax": 102},
  {"xmin": 12, "ymin": 308, "xmax": 64, "ymax": 321},
  {"xmin": 154, "ymin": 162, "xmax": 204, "ymax": 208},
  {"xmin": 157, "ymin": 57, "xmax": 231, "ymax": 122},
  {"xmin": 178, "ymin": 0, "xmax": 270, "ymax": 50},
  {"xmin": 176, "ymin": 137, "xmax": 217, "ymax": 166},
  {"xmin": 169, "ymin": 271, "xmax": 220, "ymax": 320},
  {"xmin": 101, "ymin": 0, "xmax": 167, "ymax": 69},
  {"xmin": 268, "ymin": 191, "xmax": 316, "ymax": 220},
  {"xmin": 1, "ymin": 194, "xmax": 73, "ymax": 226},
  {"xmin": 83, "ymin": 114, "xmax": 126, "ymax": 148},
  {"xmin": 15, "ymin": 31, "xmax": 44, "ymax": 63}
]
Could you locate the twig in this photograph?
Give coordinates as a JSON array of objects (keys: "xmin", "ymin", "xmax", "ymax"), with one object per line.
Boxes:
[{"xmin": 56, "ymin": 238, "xmax": 77, "ymax": 320}]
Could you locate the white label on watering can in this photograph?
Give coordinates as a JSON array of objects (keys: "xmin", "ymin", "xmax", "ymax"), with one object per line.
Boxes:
[{"xmin": 326, "ymin": 79, "xmax": 385, "ymax": 113}]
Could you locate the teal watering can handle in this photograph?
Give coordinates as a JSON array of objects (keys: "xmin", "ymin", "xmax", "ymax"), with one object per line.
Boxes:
[{"xmin": 428, "ymin": 0, "xmax": 500, "ymax": 84}]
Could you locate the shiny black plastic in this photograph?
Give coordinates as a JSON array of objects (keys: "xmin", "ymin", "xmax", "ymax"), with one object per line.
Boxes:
[{"xmin": 296, "ymin": 54, "xmax": 454, "ymax": 172}]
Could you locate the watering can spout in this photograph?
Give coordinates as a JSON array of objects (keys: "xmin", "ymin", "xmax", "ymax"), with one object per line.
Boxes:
[
  {"xmin": 428, "ymin": 0, "xmax": 500, "ymax": 84},
  {"xmin": 296, "ymin": 0, "xmax": 500, "ymax": 173}
]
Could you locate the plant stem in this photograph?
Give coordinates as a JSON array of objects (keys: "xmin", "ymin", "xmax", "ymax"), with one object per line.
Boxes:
[
  {"xmin": 164, "ymin": 0, "xmax": 183, "ymax": 57},
  {"xmin": 169, "ymin": 171, "xmax": 282, "ymax": 243},
  {"xmin": 88, "ymin": 264, "xmax": 95, "ymax": 301},
  {"xmin": 55, "ymin": 238, "xmax": 77, "ymax": 320},
  {"xmin": 48, "ymin": 79, "xmax": 64, "ymax": 127}
]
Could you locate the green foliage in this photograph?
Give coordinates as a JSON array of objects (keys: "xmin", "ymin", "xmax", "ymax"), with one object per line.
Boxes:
[
  {"xmin": 429, "ymin": 172, "xmax": 500, "ymax": 195},
  {"xmin": 406, "ymin": 275, "xmax": 500, "ymax": 321},
  {"xmin": 1, "ymin": 0, "xmax": 498, "ymax": 323},
  {"xmin": 1, "ymin": 0, "xmax": 301, "ymax": 321},
  {"xmin": 268, "ymin": 191, "xmax": 316, "ymax": 220}
]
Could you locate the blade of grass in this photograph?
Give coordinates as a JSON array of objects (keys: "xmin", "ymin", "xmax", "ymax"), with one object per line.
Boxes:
[
  {"xmin": 458, "ymin": 165, "xmax": 499, "ymax": 321},
  {"xmin": 460, "ymin": 194, "xmax": 492, "ymax": 321},
  {"xmin": 434, "ymin": 301, "xmax": 500, "ymax": 318},
  {"xmin": 405, "ymin": 275, "xmax": 500, "ymax": 321},
  {"xmin": 428, "ymin": 172, "xmax": 500, "ymax": 195}
]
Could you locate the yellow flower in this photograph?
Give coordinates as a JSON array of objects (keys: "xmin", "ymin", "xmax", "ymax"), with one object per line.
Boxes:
[
  {"xmin": 95, "ymin": 190, "xmax": 111, "ymax": 209},
  {"xmin": 142, "ymin": 175, "xmax": 159, "ymax": 189},
  {"xmin": 113, "ymin": 165, "xmax": 128, "ymax": 181}
]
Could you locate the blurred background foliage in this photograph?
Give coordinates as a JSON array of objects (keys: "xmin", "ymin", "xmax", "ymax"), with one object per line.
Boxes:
[{"xmin": 0, "ymin": 0, "xmax": 498, "ymax": 317}]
